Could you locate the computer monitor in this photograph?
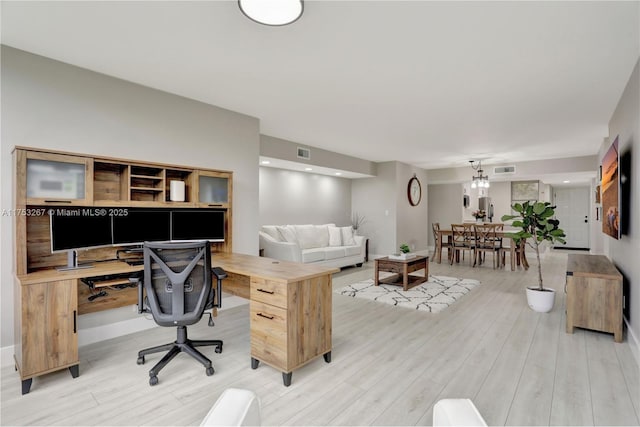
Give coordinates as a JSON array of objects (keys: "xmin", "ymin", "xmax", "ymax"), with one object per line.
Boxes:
[
  {"xmin": 112, "ymin": 209, "xmax": 171, "ymax": 245},
  {"xmin": 50, "ymin": 209, "xmax": 113, "ymax": 253},
  {"xmin": 171, "ymin": 210, "xmax": 225, "ymax": 242},
  {"xmin": 50, "ymin": 209, "xmax": 113, "ymax": 270}
]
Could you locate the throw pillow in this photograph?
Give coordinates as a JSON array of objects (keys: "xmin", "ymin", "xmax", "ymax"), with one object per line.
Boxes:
[
  {"xmin": 340, "ymin": 226, "xmax": 356, "ymax": 246},
  {"xmin": 294, "ymin": 225, "xmax": 329, "ymax": 249},
  {"xmin": 328, "ymin": 226, "xmax": 342, "ymax": 247},
  {"xmin": 277, "ymin": 226, "xmax": 298, "ymax": 244},
  {"xmin": 261, "ymin": 226, "xmax": 282, "ymax": 242}
]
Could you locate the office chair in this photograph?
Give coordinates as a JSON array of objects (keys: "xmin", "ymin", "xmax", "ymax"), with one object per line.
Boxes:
[{"xmin": 136, "ymin": 241, "xmax": 227, "ymax": 386}]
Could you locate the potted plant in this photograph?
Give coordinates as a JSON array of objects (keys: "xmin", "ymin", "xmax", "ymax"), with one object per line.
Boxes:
[
  {"xmin": 390, "ymin": 243, "xmax": 413, "ymax": 260},
  {"xmin": 501, "ymin": 201, "xmax": 566, "ymax": 312}
]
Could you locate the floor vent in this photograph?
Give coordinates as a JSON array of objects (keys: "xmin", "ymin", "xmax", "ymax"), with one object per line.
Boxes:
[{"xmin": 297, "ymin": 147, "xmax": 311, "ymax": 160}]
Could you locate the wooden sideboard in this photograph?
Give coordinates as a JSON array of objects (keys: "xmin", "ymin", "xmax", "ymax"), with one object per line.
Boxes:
[{"xmin": 565, "ymin": 254, "xmax": 623, "ymax": 342}]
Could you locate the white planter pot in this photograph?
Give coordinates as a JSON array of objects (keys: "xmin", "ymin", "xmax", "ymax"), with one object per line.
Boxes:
[{"xmin": 526, "ymin": 287, "xmax": 555, "ymax": 313}]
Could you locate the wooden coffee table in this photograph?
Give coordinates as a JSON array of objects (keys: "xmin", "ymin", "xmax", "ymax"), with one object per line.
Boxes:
[{"xmin": 374, "ymin": 255, "xmax": 429, "ymax": 291}]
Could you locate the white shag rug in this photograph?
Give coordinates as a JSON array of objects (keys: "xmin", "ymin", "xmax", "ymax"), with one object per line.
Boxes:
[{"xmin": 336, "ymin": 275, "xmax": 480, "ymax": 313}]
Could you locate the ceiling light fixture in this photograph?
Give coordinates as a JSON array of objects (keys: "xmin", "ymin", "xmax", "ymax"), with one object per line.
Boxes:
[
  {"xmin": 305, "ymin": 167, "xmax": 312, "ymax": 171},
  {"xmin": 470, "ymin": 160, "xmax": 490, "ymax": 189},
  {"xmin": 238, "ymin": 0, "xmax": 303, "ymax": 26},
  {"xmin": 261, "ymin": 160, "xmax": 271, "ymax": 165}
]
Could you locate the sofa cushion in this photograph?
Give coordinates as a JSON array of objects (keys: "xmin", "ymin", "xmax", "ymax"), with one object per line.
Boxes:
[
  {"xmin": 340, "ymin": 226, "xmax": 356, "ymax": 246},
  {"xmin": 301, "ymin": 248, "xmax": 325, "ymax": 263},
  {"xmin": 324, "ymin": 247, "xmax": 347, "ymax": 260},
  {"xmin": 343, "ymin": 245, "xmax": 361, "ymax": 257},
  {"xmin": 276, "ymin": 226, "xmax": 298, "ymax": 244},
  {"xmin": 261, "ymin": 226, "xmax": 282, "ymax": 242},
  {"xmin": 328, "ymin": 226, "xmax": 342, "ymax": 246},
  {"xmin": 295, "ymin": 225, "xmax": 329, "ymax": 249}
]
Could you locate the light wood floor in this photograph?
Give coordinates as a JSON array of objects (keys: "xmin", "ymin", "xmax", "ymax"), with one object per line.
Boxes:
[{"xmin": 2, "ymin": 250, "xmax": 639, "ymax": 426}]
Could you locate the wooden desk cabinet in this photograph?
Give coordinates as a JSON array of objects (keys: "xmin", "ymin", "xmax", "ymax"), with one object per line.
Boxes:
[
  {"xmin": 213, "ymin": 253, "xmax": 335, "ymax": 387},
  {"xmin": 14, "ymin": 277, "xmax": 79, "ymax": 394},
  {"xmin": 566, "ymin": 254, "xmax": 623, "ymax": 342},
  {"xmin": 249, "ymin": 275, "xmax": 332, "ymax": 386}
]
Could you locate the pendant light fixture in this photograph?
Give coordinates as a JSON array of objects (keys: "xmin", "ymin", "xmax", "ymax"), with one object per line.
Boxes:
[
  {"xmin": 470, "ymin": 160, "xmax": 490, "ymax": 189},
  {"xmin": 239, "ymin": 0, "xmax": 304, "ymax": 26}
]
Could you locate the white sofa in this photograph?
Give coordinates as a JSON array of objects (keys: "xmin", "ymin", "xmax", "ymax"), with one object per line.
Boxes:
[{"xmin": 259, "ymin": 224, "xmax": 366, "ymax": 269}]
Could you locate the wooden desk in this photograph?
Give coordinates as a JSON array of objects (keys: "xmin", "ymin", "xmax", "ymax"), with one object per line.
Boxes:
[
  {"xmin": 566, "ymin": 254, "xmax": 623, "ymax": 342},
  {"xmin": 14, "ymin": 253, "xmax": 337, "ymax": 393},
  {"xmin": 435, "ymin": 228, "xmax": 527, "ymax": 271}
]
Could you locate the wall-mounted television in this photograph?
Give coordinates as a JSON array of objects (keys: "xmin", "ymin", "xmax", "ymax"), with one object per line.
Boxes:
[
  {"xmin": 601, "ymin": 136, "xmax": 619, "ymax": 239},
  {"xmin": 171, "ymin": 210, "xmax": 225, "ymax": 242},
  {"xmin": 112, "ymin": 209, "xmax": 171, "ymax": 245}
]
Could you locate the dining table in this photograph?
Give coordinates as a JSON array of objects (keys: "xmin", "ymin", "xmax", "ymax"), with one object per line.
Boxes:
[{"xmin": 435, "ymin": 226, "xmax": 528, "ymax": 271}]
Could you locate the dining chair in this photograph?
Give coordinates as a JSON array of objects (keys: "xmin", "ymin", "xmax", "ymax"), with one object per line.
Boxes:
[
  {"xmin": 432, "ymin": 222, "xmax": 452, "ymax": 264},
  {"xmin": 450, "ymin": 224, "xmax": 476, "ymax": 266},
  {"xmin": 474, "ymin": 224, "xmax": 501, "ymax": 268}
]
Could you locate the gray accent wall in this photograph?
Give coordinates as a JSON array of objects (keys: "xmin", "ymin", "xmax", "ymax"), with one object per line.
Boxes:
[
  {"xmin": 259, "ymin": 167, "xmax": 352, "ymax": 226},
  {"xmin": 1, "ymin": 46, "xmax": 260, "ymax": 348},
  {"xmin": 605, "ymin": 58, "xmax": 639, "ymax": 357}
]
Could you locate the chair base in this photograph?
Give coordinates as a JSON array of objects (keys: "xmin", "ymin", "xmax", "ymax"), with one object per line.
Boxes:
[{"xmin": 137, "ymin": 325, "xmax": 223, "ymax": 386}]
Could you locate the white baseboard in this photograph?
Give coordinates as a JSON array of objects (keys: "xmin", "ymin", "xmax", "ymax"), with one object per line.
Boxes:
[
  {"xmin": 1, "ymin": 345, "xmax": 15, "ymax": 368},
  {"xmin": 1, "ymin": 295, "xmax": 249, "ymax": 368},
  {"xmin": 624, "ymin": 317, "xmax": 640, "ymax": 367}
]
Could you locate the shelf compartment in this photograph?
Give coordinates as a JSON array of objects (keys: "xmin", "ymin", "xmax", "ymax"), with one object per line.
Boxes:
[{"xmin": 94, "ymin": 161, "xmax": 129, "ymax": 202}]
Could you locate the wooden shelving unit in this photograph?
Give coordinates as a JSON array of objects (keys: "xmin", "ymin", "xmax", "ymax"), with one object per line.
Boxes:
[{"xmin": 12, "ymin": 146, "xmax": 235, "ymax": 394}]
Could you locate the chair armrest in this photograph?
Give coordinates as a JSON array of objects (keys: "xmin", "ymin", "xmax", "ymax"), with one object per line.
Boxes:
[
  {"xmin": 212, "ymin": 267, "xmax": 227, "ymax": 280},
  {"xmin": 130, "ymin": 277, "xmax": 147, "ymax": 315},
  {"xmin": 211, "ymin": 267, "xmax": 226, "ymax": 309}
]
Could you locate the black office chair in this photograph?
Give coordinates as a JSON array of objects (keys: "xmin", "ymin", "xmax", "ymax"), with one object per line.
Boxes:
[{"xmin": 136, "ymin": 241, "xmax": 226, "ymax": 386}]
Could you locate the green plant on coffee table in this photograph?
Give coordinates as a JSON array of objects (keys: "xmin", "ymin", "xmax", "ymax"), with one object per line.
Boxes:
[
  {"xmin": 501, "ymin": 201, "xmax": 566, "ymax": 291},
  {"xmin": 399, "ymin": 243, "xmax": 411, "ymax": 254}
]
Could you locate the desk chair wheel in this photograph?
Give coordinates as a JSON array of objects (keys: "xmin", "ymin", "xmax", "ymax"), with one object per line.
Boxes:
[
  {"xmin": 137, "ymin": 356, "xmax": 145, "ymax": 365},
  {"xmin": 206, "ymin": 366, "xmax": 215, "ymax": 376},
  {"xmin": 149, "ymin": 375, "xmax": 158, "ymax": 386},
  {"xmin": 215, "ymin": 344, "xmax": 223, "ymax": 354}
]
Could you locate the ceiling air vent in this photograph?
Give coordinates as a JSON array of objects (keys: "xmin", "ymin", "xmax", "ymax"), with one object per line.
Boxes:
[
  {"xmin": 494, "ymin": 165, "xmax": 516, "ymax": 175},
  {"xmin": 297, "ymin": 147, "xmax": 311, "ymax": 160}
]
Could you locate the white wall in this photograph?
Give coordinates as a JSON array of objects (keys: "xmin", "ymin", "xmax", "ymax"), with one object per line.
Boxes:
[
  {"xmin": 259, "ymin": 167, "xmax": 351, "ymax": 226},
  {"xmin": 604, "ymin": 58, "xmax": 639, "ymax": 356},
  {"xmin": 1, "ymin": 46, "xmax": 260, "ymax": 348}
]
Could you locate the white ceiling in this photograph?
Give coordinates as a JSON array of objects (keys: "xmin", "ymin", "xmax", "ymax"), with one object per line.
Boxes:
[{"xmin": 2, "ymin": 1, "xmax": 639, "ymax": 173}]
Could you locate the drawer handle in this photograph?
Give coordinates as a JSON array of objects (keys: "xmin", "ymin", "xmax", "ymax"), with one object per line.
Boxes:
[
  {"xmin": 257, "ymin": 288, "xmax": 274, "ymax": 295},
  {"xmin": 45, "ymin": 200, "xmax": 72, "ymax": 204},
  {"xmin": 73, "ymin": 310, "xmax": 77, "ymax": 334},
  {"xmin": 257, "ymin": 313, "xmax": 274, "ymax": 320}
]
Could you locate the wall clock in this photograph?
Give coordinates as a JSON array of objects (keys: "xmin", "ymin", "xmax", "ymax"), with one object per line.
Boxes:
[{"xmin": 408, "ymin": 175, "xmax": 422, "ymax": 206}]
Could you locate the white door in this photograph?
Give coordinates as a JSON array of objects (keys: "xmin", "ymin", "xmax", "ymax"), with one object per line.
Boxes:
[{"xmin": 554, "ymin": 187, "xmax": 590, "ymax": 249}]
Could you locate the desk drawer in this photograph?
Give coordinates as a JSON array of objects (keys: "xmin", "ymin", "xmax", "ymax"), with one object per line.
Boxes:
[
  {"xmin": 250, "ymin": 301, "xmax": 288, "ymax": 369},
  {"xmin": 251, "ymin": 278, "xmax": 288, "ymax": 308}
]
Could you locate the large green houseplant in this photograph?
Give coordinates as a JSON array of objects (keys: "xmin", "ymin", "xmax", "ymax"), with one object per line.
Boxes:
[{"xmin": 501, "ymin": 201, "xmax": 566, "ymax": 312}]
